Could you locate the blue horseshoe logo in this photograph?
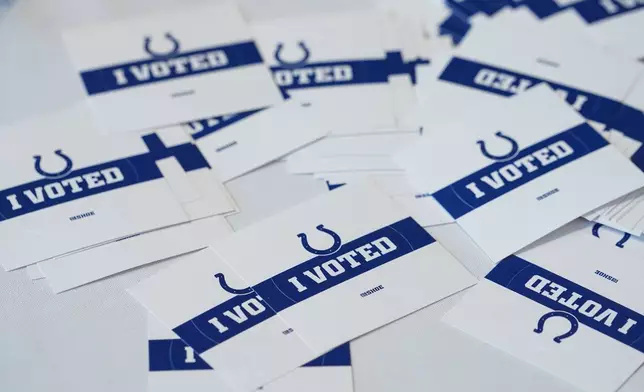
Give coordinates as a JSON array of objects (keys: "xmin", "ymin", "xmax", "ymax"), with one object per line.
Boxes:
[
  {"xmin": 592, "ymin": 223, "xmax": 631, "ymax": 248},
  {"xmin": 214, "ymin": 273, "xmax": 253, "ymax": 295},
  {"xmin": 297, "ymin": 224, "xmax": 342, "ymax": 255},
  {"xmin": 477, "ymin": 131, "xmax": 520, "ymax": 162},
  {"xmin": 33, "ymin": 149, "xmax": 73, "ymax": 179},
  {"xmin": 274, "ymin": 41, "xmax": 310, "ymax": 68},
  {"xmin": 144, "ymin": 32, "xmax": 180, "ymax": 58},
  {"xmin": 533, "ymin": 310, "xmax": 579, "ymax": 343}
]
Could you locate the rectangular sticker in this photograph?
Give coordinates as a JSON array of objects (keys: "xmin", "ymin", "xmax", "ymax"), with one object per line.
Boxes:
[
  {"xmin": 186, "ymin": 101, "xmax": 329, "ymax": 182},
  {"xmin": 62, "ymin": 2, "xmax": 282, "ymax": 133}
]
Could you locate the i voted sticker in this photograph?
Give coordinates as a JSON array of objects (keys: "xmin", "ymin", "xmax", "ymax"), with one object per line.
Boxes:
[
  {"xmin": 63, "ymin": 2, "xmax": 282, "ymax": 133},
  {"xmin": 0, "ymin": 124, "xmax": 196, "ymax": 271},
  {"xmin": 443, "ymin": 223, "xmax": 644, "ymax": 392},
  {"xmin": 130, "ymin": 183, "xmax": 476, "ymax": 391}
]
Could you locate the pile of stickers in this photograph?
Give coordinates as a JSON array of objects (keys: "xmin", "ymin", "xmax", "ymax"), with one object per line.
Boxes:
[{"xmin": 2, "ymin": 1, "xmax": 644, "ymax": 391}]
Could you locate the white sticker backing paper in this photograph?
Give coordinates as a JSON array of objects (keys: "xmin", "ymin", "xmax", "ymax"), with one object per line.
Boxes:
[{"xmin": 185, "ymin": 100, "xmax": 329, "ymax": 182}]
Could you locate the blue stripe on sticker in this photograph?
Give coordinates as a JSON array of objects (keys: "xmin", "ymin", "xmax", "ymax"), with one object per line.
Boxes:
[
  {"xmin": 173, "ymin": 217, "xmax": 434, "ymax": 354},
  {"xmin": 80, "ymin": 41, "xmax": 263, "ymax": 95},
  {"xmin": 486, "ymin": 255, "xmax": 644, "ymax": 353},
  {"xmin": 433, "ymin": 123, "xmax": 608, "ymax": 219},
  {"xmin": 148, "ymin": 340, "xmax": 351, "ymax": 372},
  {"xmin": 182, "ymin": 50, "xmax": 430, "ymax": 133},
  {"xmin": 0, "ymin": 133, "xmax": 209, "ymax": 222}
]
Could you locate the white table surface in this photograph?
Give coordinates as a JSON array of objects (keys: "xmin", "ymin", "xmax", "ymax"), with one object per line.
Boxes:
[{"xmin": 1, "ymin": 1, "xmax": 642, "ymax": 391}]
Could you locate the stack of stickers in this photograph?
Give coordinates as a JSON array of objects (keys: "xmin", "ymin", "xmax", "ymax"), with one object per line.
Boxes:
[
  {"xmin": 2, "ymin": 1, "xmax": 644, "ymax": 392},
  {"xmin": 132, "ymin": 183, "xmax": 476, "ymax": 391},
  {"xmin": 443, "ymin": 219, "xmax": 644, "ymax": 392},
  {"xmin": 285, "ymin": 2, "xmax": 644, "ymax": 391},
  {"xmin": 6, "ymin": 1, "xmax": 429, "ymax": 293},
  {"xmin": 433, "ymin": 0, "xmax": 644, "ymax": 58}
]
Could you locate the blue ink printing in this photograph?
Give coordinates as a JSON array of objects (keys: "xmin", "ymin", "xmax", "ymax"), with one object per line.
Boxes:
[
  {"xmin": 173, "ymin": 217, "xmax": 434, "ymax": 354},
  {"xmin": 487, "ymin": 255, "xmax": 644, "ymax": 352},
  {"xmin": 433, "ymin": 123, "xmax": 608, "ymax": 219}
]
